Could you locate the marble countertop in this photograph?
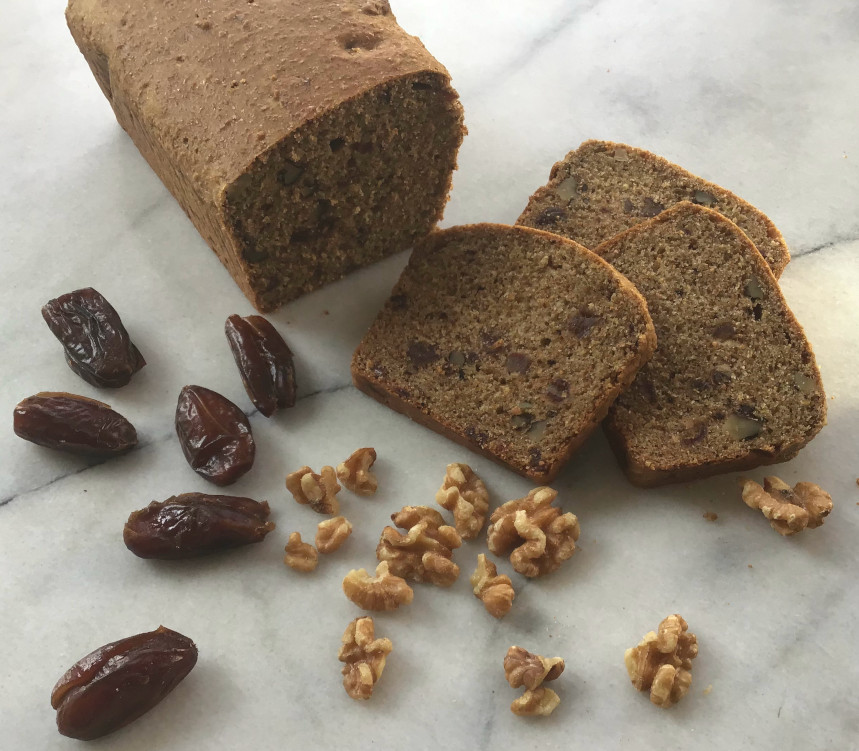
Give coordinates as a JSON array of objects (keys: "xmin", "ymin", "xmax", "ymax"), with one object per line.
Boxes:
[{"xmin": 2, "ymin": 1, "xmax": 858, "ymax": 749}]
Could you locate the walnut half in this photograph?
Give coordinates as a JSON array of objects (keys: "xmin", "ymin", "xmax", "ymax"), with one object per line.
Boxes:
[
  {"xmin": 625, "ymin": 614, "xmax": 698, "ymax": 708},
  {"xmin": 336, "ymin": 447, "xmax": 378, "ymax": 495},
  {"xmin": 435, "ymin": 462, "xmax": 489, "ymax": 539},
  {"xmin": 486, "ymin": 487, "xmax": 579, "ymax": 577},
  {"xmin": 286, "ymin": 465, "xmax": 341, "ymax": 515},
  {"xmin": 740, "ymin": 476, "xmax": 833, "ymax": 535},
  {"xmin": 377, "ymin": 506, "xmax": 462, "ymax": 587},
  {"xmin": 338, "ymin": 616, "xmax": 393, "ymax": 700},
  {"xmin": 471, "ymin": 554, "xmax": 515, "ymax": 618},
  {"xmin": 342, "ymin": 561, "xmax": 414, "ymax": 611}
]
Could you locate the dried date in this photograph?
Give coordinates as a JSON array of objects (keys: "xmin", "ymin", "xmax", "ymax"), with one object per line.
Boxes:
[
  {"xmin": 42, "ymin": 288, "xmax": 145, "ymax": 388},
  {"xmin": 51, "ymin": 626, "xmax": 197, "ymax": 740},
  {"xmin": 224, "ymin": 314, "xmax": 296, "ymax": 417},
  {"xmin": 175, "ymin": 385, "xmax": 255, "ymax": 485},
  {"xmin": 124, "ymin": 493, "xmax": 275, "ymax": 558},
  {"xmin": 13, "ymin": 392, "xmax": 137, "ymax": 457}
]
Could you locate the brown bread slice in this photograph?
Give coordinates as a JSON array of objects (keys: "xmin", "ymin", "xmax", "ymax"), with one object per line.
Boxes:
[
  {"xmin": 352, "ymin": 224, "xmax": 657, "ymax": 482},
  {"xmin": 66, "ymin": 0, "xmax": 464, "ymax": 312},
  {"xmin": 517, "ymin": 139, "xmax": 789, "ymax": 277},
  {"xmin": 593, "ymin": 203, "xmax": 825, "ymax": 487}
]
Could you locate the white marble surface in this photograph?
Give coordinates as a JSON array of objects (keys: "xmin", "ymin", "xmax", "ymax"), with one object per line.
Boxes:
[{"xmin": 2, "ymin": 1, "xmax": 858, "ymax": 748}]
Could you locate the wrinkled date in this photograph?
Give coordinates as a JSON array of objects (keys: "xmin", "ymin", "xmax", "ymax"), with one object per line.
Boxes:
[
  {"xmin": 124, "ymin": 493, "xmax": 275, "ymax": 559},
  {"xmin": 42, "ymin": 288, "xmax": 145, "ymax": 388},
  {"xmin": 224, "ymin": 314, "xmax": 296, "ymax": 417},
  {"xmin": 13, "ymin": 392, "xmax": 137, "ymax": 457},
  {"xmin": 51, "ymin": 626, "xmax": 197, "ymax": 740},
  {"xmin": 175, "ymin": 385, "xmax": 255, "ymax": 485}
]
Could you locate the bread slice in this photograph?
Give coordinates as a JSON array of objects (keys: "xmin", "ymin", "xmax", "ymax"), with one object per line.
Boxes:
[
  {"xmin": 593, "ymin": 203, "xmax": 825, "ymax": 487},
  {"xmin": 352, "ymin": 224, "xmax": 657, "ymax": 482},
  {"xmin": 517, "ymin": 139, "xmax": 790, "ymax": 277}
]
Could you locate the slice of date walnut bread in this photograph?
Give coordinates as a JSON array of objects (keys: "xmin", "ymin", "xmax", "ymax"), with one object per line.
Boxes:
[
  {"xmin": 352, "ymin": 224, "xmax": 656, "ymax": 482},
  {"xmin": 516, "ymin": 140, "xmax": 789, "ymax": 277},
  {"xmin": 593, "ymin": 203, "xmax": 825, "ymax": 487},
  {"xmin": 66, "ymin": 0, "xmax": 465, "ymax": 312}
]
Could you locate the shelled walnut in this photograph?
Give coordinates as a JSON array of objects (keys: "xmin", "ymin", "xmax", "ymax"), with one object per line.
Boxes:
[
  {"xmin": 342, "ymin": 561, "xmax": 414, "ymax": 611},
  {"xmin": 283, "ymin": 532, "xmax": 318, "ymax": 572},
  {"xmin": 740, "ymin": 476, "xmax": 832, "ymax": 535},
  {"xmin": 286, "ymin": 465, "xmax": 341, "ymax": 515},
  {"xmin": 504, "ymin": 646, "xmax": 564, "ymax": 690},
  {"xmin": 470, "ymin": 554, "xmax": 515, "ymax": 618},
  {"xmin": 336, "ymin": 448, "xmax": 378, "ymax": 495},
  {"xmin": 376, "ymin": 506, "xmax": 462, "ymax": 586},
  {"xmin": 316, "ymin": 516, "xmax": 353, "ymax": 554},
  {"xmin": 625, "ymin": 614, "xmax": 698, "ymax": 708},
  {"xmin": 338, "ymin": 616, "xmax": 393, "ymax": 701},
  {"xmin": 486, "ymin": 487, "xmax": 579, "ymax": 577},
  {"xmin": 510, "ymin": 687, "xmax": 561, "ymax": 717},
  {"xmin": 435, "ymin": 462, "xmax": 490, "ymax": 539},
  {"xmin": 503, "ymin": 646, "xmax": 564, "ymax": 717}
]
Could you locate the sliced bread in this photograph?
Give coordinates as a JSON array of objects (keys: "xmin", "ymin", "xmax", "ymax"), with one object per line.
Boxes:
[
  {"xmin": 593, "ymin": 203, "xmax": 825, "ymax": 486},
  {"xmin": 352, "ymin": 223, "xmax": 657, "ymax": 482},
  {"xmin": 517, "ymin": 139, "xmax": 790, "ymax": 277}
]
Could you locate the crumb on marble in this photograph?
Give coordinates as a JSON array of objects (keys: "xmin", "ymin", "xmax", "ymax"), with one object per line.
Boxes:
[
  {"xmin": 703, "ymin": 684, "xmax": 713, "ymax": 695},
  {"xmin": 703, "ymin": 511, "xmax": 718, "ymax": 522}
]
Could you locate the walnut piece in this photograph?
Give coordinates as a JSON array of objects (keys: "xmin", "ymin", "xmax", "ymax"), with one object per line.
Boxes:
[
  {"xmin": 342, "ymin": 561, "xmax": 414, "ymax": 611},
  {"xmin": 376, "ymin": 506, "xmax": 462, "ymax": 586},
  {"xmin": 435, "ymin": 462, "xmax": 490, "ymax": 539},
  {"xmin": 504, "ymin": 646, "xmax": 564, "ymax": 717},
  {"xmin": 286, "ymin": 465, "xmax": 341, "ymax": 515},
  {"xmin": 486, "ymin": 487, "xmax": 579, "ymax": 577},
  {"xmin": 624, "ymin": 614, "xmax": 698, "ymax": 708},
  {"xmin": 503, "ymin": 646, "xmax": 564, "ymax": 690},
  {"xmin": 338, "ymin": 616, "xmax": 393, "ymax": 700},
  {"xmin": 471, "ymin": 554, "xmax": 515, "ymax": 618},
  {"xmin": 336, "ymin": 447, "xmax": 378, "ymax": 496},
  {"xmin": 316, "ymin": 516, "xmax": 353, "ymax": 554},
  {"xmin": 283, "ymin": 532, "xmax": 318, "ymax": 572},
  {"xmin": 740, "ymin": 476, "xmax": 833, "ymax": 535},
  {"xmin": 510, "ymin": 687, "xmax": 561, "ymax": 717}
]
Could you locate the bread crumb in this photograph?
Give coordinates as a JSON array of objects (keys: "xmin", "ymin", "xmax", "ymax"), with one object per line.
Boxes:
[
  {"xmin": 748, "ymin": 564, "xmax": 753, "ymax": 568},
  {"xmin": 703, "ymin": 684, "xmax": 713, "ymax": 695},
  {"xmin": 703, "ymin": 511, "xmax": 718, "ymax": 522}
]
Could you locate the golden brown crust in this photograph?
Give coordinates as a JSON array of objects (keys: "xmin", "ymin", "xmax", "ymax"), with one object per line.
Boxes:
[
  {"xmin": 66, "ymin": 0, "xmax": 464, "ymax": 311},
  {"xmin": 596, "ymin": 203, "xmax": 825, "ymax": 487},
  {"xmin": 65, "ymin": 0, "xmax": 451, "ymax": 191},
  {"xmin": 352, "ymin": 223, "xmax": 656, "ymax": 482}
]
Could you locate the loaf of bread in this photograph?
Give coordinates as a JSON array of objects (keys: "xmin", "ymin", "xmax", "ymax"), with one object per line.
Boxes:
[
  {"xmin": 66, "ymin": 0, "xmax": 465, "ymax": 311},
  {"xmin": 593, "ymin": 203, "xmax": 825, "ymax": 487},
  {"xmin": 352, "ymin": 224, "xmax": 656, "ymax": 482},
  {"xmin": 517, "ymin": 140, "xmax": 790, "ymax": 277}
]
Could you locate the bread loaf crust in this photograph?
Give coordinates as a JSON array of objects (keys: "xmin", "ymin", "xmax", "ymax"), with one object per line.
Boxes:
[{"xmin": 66, "ymin": 0, "xmax": 464, "ymax": 310}]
